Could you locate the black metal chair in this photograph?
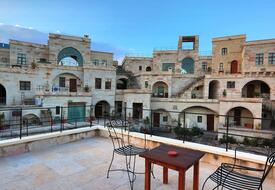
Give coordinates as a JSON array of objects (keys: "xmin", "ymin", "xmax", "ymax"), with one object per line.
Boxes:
[
  {"xmin": 202, "ymin": 147, "xmax": 275, "ymax": 190},
  {"xmin": 106, "ymin": 119, "xmax": 154, "ymax": 190}
]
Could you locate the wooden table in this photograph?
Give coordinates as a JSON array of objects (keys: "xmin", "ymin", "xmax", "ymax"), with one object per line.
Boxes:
[{"xmin": 139, "ymin": 144, "xmax": 205, "ymax": 190}]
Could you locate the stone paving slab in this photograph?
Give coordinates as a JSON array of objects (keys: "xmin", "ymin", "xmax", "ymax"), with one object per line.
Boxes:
[{"xmin": 0, "ymin": 137, "xmax": 274, "ymax": 190}]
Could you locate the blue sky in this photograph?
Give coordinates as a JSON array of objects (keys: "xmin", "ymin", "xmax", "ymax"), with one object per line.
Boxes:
[{"xmin": 0, "ymin": 0, "xmax": 275, "ymax": 61}]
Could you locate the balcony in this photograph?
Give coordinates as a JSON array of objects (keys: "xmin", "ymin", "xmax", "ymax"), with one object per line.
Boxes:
[
  {"xmin": 0, "ymin": 126, "xmax": 273, "ymax": 189},
  {"xmin": 35, "ymin": 86, "xmax": 91, "ymax": 96}
]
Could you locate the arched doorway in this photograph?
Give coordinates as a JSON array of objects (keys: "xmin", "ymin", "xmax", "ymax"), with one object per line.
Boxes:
[
  {"xmin": 180, "ymin": 106, "xmax": 217, "ymax": 131},
  {"xmin": 23, "ymin": 114, "xmax": 40, "ymax": 126},
  {"xmin": 146, "ymin": 66, "xmax": 151, "ymax": 72},
  {"xmin": 152, "ymin": 81, "xmax": 168, "ymax": 98},
  {"xmin": 242, "ymin": 80, "xmax": 270, "ymax": 98},
  {"xmin": 0, "ymin": 84, "xmax": 6, "ymax": 105},
  {"xmin": 231, "ymin": 60, "xmax": 238, "ymax": 74},
  {"xmin": 181, "ymin": 58, "xmax": 195, "ymax": 74},
  {"xmin": 208, "ymin": 80, "xmax": 219, "ymax": 99},
  {"xmin": 58, "ymin": 47, "xmax": 83, "ymax": 66},
  {"xmin": 95, "ymin": 101, "xmax": 110, "ymax": 118},
  {"xmin": 227, "ymin": 107, "xmax": 254, "ymax": 128},
  {"xmin": 116, "ymin": 78, "xmax": 128, "ymax": 89}
]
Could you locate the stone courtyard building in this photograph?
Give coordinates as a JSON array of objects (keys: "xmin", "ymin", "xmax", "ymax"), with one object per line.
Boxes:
[
  {"xmin": 0, "ymin": 33, "xmax": 116, "ymax": 123},
  {"xmin": 117, "ymin": 34, "xmax": 275, "ymax": 139},
  {"xmin": 0, "ymin": 33, "xmax": 275, "ymax": 140}
]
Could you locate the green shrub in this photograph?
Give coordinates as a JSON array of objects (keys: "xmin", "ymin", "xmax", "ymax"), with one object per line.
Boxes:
[
  {"xmin": 190, "ymin": 126, "xmax": 203, "ymax": 136},
  {"xmin": 173, "ymin": 126, "xmax": 190, "ymax": 139},
  {"xmin": 219, "ymin": 135, "xmax": 237, "ymax": 144}
]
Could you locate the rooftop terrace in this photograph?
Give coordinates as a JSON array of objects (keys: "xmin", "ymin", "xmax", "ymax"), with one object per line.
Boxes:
[{"xmin": 0, "ymin": 128, "xmax": 274, "ymax": 190}]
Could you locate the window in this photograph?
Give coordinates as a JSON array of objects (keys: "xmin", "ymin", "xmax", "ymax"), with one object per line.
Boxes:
[
  {"xmin": 1, "ymin": 57, "xmax": 8, "ymax": 63},
  {"xmin": 219, "ymin": 63, "xmax": 224, "ymax": 71},
  {"xmin": 162, "ymin": 63, "xmax": 175, "ymax": 71},
  {"xmin": 101, "ymin": 59, "xmax": 107, "ymax": 66},
  {"xmin": 202, "ymin": 62, "xmax": 208, "ymax": 71},
  {"xmin": 17, "ymin": 53, "xmax": 27, "ymax": 65},
  {"xmin": 268, "ymin": 53, "xmax": 275, "ymax": 64},
  {"xmin": 19, "ymin": 81, "xmax": 31, "ymax": 90},
  {"xmin": 59, "ymin": 77, "xmax": 66, "ymax": 87},
  {"xmin": 145, "ymin": 81, "xmax": 149, "ymax": 88},
  {"xmin": 92, "ymin": 59, "xmax": 99, "ymax": 66},
  {"xmin": 105, "ymin": 79, "xmax": 111, "ymax": 89},
  {"xmin": 95, "ymin": 78, "xmax": 102, "ymax": 89},
  {"xmin": 197, "ymin": 116, "xmax": 202, "ymax": 123},
  {"xmin": 227, "ymin": 81, "xmax": 235, "ymax": 88},
  {"xmin": 56, "ymin": 106, "xmax": 60, "ymax": 115},
  {"xmin": 139, "ymin": 66, "xmax": 142, "ymax": 71},
  {"xmin": 221, "ymin": 48, "xmax": 228, "ymax": 55},
  {"xmin": 39, "ymin": 58, "xmax": 47, "ymax": 62},
  {"xmin": 255, "ymin": 53, "xmax": 264, "ymax": 65},
  {"xmin": 163, "ymin": 116, "xmax": 168, "ymax": 122},
  {"xmin": 146, "ymin": 66, "xmax": 151, "ymax": 71}
]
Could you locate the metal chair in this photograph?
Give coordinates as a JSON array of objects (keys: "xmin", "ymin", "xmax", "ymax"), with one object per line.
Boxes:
[
  {"xmin": 106, "ymin": 119, "xmax": 154, "ymax": 190},
  {"xmin": 202, "ymin": 147, "xmax": 275, "ymax": 190}
]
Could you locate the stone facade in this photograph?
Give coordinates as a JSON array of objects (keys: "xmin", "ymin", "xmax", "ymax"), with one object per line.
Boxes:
[
  {"xmin": 117, "ymin": 35, "xmax": 275, "ymax": 138},
  {"xmin": 0, "ymin": 33, "xmax": 116, "ymax": 120}
]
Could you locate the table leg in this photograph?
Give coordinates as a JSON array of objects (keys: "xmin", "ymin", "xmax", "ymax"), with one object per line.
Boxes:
[
  {"xmin": 145, "ymin": 159, "xmax": 151, "ymax": 190},
  {"xmin": 163, "ymin": 167, "xmax": 168, "ymax": 184},
  {"xmin": 193, "ymin": 161, "xmax": 199, "ymax": 190},
  {"xmin": 178, "ymin": 169, "xmax": 185, "ymax": 190}
]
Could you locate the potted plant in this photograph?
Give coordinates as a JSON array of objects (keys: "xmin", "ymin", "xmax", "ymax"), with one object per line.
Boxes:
[
  {"xmin": 223, "ymin": 89, "xmax": 227, "ymax": 97},
  {"xmin": 31, "ymin": 61, "xmax": 37, "ymax": 69},
  {"xmin": 255, "ymin": 92, "xmax": 260, "ymax": 98},
  {"xmin": 0, "ymin": 112, "xmax": 5, "ymax": 130},
  {"xmin": 84, "ymin": 85, "xmax": 90, "ymax": 92}
]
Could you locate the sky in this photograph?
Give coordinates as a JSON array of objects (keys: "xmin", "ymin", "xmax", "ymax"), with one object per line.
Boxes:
[{"xmin": 0, "ymin": 0, "xmax": 275, "ymax": 62}]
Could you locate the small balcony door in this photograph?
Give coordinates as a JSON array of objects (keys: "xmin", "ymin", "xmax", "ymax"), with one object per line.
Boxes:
[{"xmin": 69, "ymin": 79, "xmax": 77, "ymax": 92}]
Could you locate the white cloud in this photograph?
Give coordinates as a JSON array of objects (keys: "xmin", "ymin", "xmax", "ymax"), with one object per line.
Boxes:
[
  {"xmin": 15, "ymin": 24, "xmax": 22, "ymax": 27},
  {"xmin": 56, "ymin": 30, "xmax": 61, "ymax": 33}
]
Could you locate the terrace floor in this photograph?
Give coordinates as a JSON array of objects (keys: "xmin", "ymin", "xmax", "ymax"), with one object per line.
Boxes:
[{"xmin": 0, "ymin": 137, "xmax": 274, "ymax": 190}]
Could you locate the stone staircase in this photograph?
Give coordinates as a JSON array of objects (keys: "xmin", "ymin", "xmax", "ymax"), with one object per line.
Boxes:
[
  {"xmin": 116, "ymin": 67, "xmax": 140, "ymax": 89},
  {"xmin": 173, "ymin": 76, "xmax": 205, "ymax": 98}
]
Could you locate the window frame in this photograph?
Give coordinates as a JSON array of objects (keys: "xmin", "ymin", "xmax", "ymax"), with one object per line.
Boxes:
[
  {"xmin": 219, "ymin": 63, "xmax": 224, "ymax": 71},
  {"xmin": 268, "ymin": 53, "xmax": 275, "ymax": 65},
  {"xmin": 95, "ymin": 78, "xmax": 102, "ymax": 89},
  {"xmin": 197, "ymin": 116, "xmax": 202, "ymax": 123},
  {"xmin": 59, "ymin": 77, "xmax": 66, "ymax": 88},
  {"xmin": 221, "ymin": 48, "xmax": 228, "ymax": 55},
  {"xmin": 255, "ymin": 53, "xmax": 264, "ymax": 65},
  {"xmin": 105, "ymin": 79, "xmax": 112, "ymax": 90},
  {"xmin": 227, "ymin": 81, "xmax": 235, "ymax": 88},
  {"xmin": 17, "ymin": 53, "xmax": 27, "ymax": 65},
  {"xmin": 19, "ymin": 81, "xmax": 31, "ymax": 91},
  {"xmin": 201, "ymin": 62, "xmax": 208, "ymax": 71}
]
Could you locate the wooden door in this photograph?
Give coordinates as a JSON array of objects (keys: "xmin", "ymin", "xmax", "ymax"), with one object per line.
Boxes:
[
  {"xmin": 247, "ymin": 84, "xmax": 255, "ymax": 98},
  {"xmin": 69, "ymin": 79, "xmax": 77, "ymax": 92},
  {"xmin": 153, "ymin": 113, "xmax": 160, "ymax": 127},
  {"xmin": 231, "ymin": 61, "xmax": 238, "ymax": 74},
  {"xmin": 133, "ymin": 103, "xmax": 143, "ymax": 119},
  {"xmin": 207, "ymin": 114, "xmax": 214, "ymax": 131},
  {"xmin": 234, "ymin": 108, "xmax": 241, "ymax": 126}
]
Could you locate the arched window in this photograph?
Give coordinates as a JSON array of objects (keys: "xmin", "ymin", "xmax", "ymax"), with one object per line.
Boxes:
[
  {"xmin": 181, "ymin": 58, "xmax": 194, "ymax": 74},
  {"xmin": 57, "ymin": 47, "xmax": 83, "ymax": 66},
  {"xmin": 146, "ymin": 66, "xmax": 151, "ymax": 71}
]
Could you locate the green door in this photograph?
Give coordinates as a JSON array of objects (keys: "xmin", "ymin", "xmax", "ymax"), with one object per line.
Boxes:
[{"xmin": 68, "ymin": 103, "xmax": 86, "ymax": 122}]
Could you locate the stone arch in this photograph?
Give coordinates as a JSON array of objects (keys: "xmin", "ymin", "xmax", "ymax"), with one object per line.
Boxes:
[
  {"xmin": 58, "ymin": 47, "xmax": 83, "ymax": 66},
  {"xmin": 146, "ymin": 66, "xmax": 152, "ymax": 72},
  {"xmin": 226, "ymin": 106, "xmax": 254, "ymax": 128},
  {"xmin": 208, "ymin": 80, "xmax": 220, "ymax": 99},
  {"xmin": 23, "ymin": 113, "xmax": 40, "ymax": 126},
  {"xmin": 0, "ymin": 83, "xmax": 6, "ymax": 105},
  {"xmin": 116, "ymin": 78, "xmax": 128, "ymax": 89},
  {"xmin": 152, "ymin": 108, "xmax": 172, "ymax": 127},
  {"xmin": 52, "ymin": 72, "xmax": 82, "ymax": 92},
  {"xmin": 181, "ymin": 57, "xmax": 195, "ymax": 74},
  {"xmin": 180, "ymin": 106, "xmax": 218, "ymax": 131},
  {"xmin": 95, "ymin": 100, "xmax": 110, "ymax": 118},
  {"xmin": 241, "ymin": 80, "xmax": 270, "ymax": 99},
  {"xmin": 152, "ymin": 81, "xmax": 168, "ymax": 98}
]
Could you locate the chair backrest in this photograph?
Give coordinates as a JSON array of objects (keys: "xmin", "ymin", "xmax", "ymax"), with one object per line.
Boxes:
[
  {"xmin": 106, "ymin": 119, "xmax": 128, "ymax": 150},
  {"xmin": 262, "ymin": 151, "xmax": 275, "ymax": 181}
]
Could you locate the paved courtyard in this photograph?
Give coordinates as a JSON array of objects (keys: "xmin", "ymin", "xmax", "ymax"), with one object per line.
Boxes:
[{"xmin": 0, "ymin": 137, "xmax": 274, "ymax": 190}]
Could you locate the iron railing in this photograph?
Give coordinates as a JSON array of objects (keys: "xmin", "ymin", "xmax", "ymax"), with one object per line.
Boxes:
[{"xmin": 0, "ymin": 105, "xmax": 274, "ymax": 153}]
